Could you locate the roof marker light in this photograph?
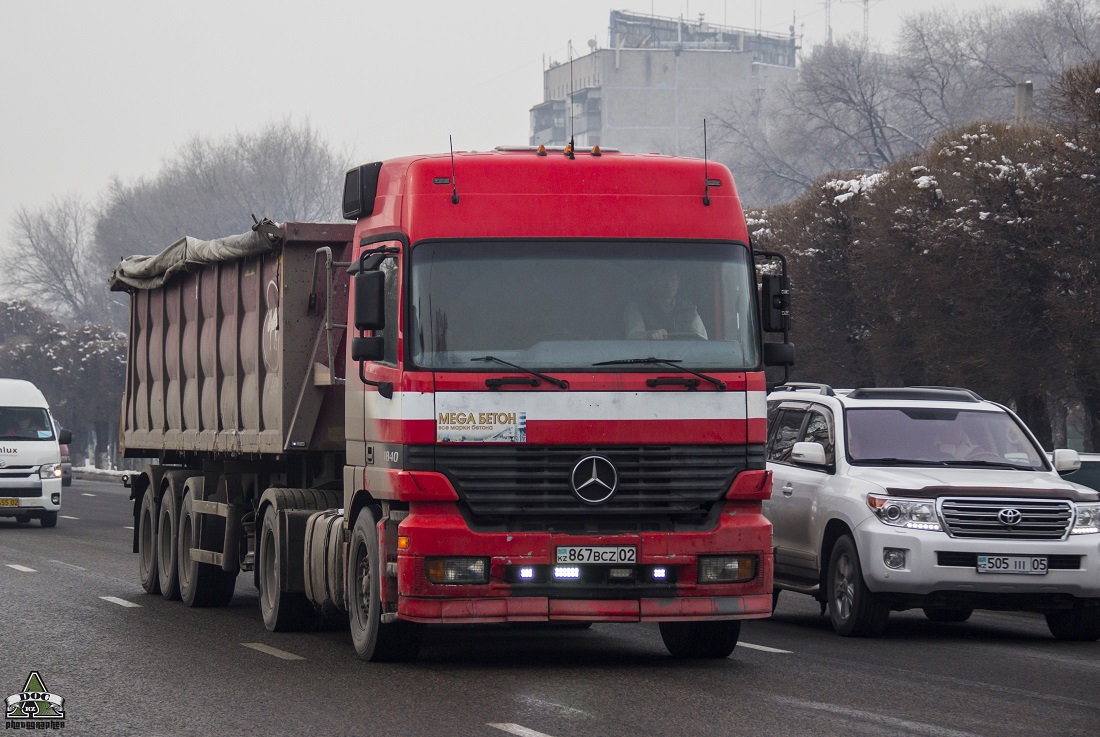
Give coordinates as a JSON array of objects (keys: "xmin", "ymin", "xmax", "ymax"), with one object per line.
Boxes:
[
  {"xmin": 537, "ymin": 144, "xmax": 547, "ymax": 156},
  {"xmin": 591, "ymin": 145, "xmax": 602, "ymax": 156},
  {"xmin": 564, "ymin": 143, "xmax": 574, "ymax": 157}
]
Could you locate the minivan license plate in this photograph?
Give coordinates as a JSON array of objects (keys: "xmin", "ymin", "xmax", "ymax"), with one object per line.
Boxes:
[
  {"xmin": 556, "ymin": 546, "xmax": 636, "ymax": 564},
  {"xmin": 0, "ymin": 498, "xmax": 18, "ymax": 507},
  {"xmin": 977, "ymin": 555, "xmax": 1048, "ymax": 574}
]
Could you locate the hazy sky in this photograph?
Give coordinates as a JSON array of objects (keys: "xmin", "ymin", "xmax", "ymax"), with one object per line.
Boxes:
[{"xmin": 0, "ymin": 0, "xmax": 1043, "ymax": 245}]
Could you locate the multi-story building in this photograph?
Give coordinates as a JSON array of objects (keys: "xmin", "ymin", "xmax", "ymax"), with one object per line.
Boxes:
[{"xmin": 530, "ymin": 10, "xmax": 798, "ymax": 156}]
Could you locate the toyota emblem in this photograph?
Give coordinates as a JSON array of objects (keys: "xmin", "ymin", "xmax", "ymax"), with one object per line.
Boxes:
[
  {"xmin": 998, "ymin": 508, "xmax": 1023, "ymax": 526},
  {"xmin": 570, "ymin": 455, "xmax": 618, "ymax": 504}
]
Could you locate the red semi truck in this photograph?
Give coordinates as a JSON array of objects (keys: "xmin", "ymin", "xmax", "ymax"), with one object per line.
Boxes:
[{"xmin": 111, "ymin": 145, "xmax": 793, "ymax": 661}]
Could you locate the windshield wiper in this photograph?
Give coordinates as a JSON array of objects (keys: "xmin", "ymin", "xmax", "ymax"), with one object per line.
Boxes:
[
  {"xmin": 471, "ymin": 356, "xmax": 569, "ymax": 390},
  {"xmin": 938, "ymin": 460, "xmax": 1031, "ymax": 470},
  {"xmin": 852, "ymin": 458, "xmax": 950, "ymax": 466},
  {"xmin": 592, "ymin": 357, "xmax": 726, "ymax": 390}
]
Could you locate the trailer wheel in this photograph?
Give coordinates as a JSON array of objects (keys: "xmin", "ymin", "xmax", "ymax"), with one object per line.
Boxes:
[
  {"xmin": 348, "ymin": 511, "xmax": 422, "ymax": 662},
  {"xmin": 258, "ymin": 505, "xmax": 314, "ymax": 631},
  {"xmin": 178, "ymin": 489, "xmax": 236, "ymax": 608},
  {"xmin": 156, "ymin": 484, "xmax": 181, "ymax": 600},
  {"xmin": 659, "ymin": 620, "xmax": 741, "ymax": 658},
  {"xmin": 138, "ymin": 485, "xmax": 160, "ymax": 595}
]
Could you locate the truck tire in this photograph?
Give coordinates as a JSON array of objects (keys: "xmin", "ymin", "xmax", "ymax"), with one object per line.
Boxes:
[
  {"xmin": 659, "ymin": 620, "xmax": 741, "ymax": 658},
  {"xmin": 138, "ymin": 485, "xmax": 160, "ymax": 595},
  {"xmin": 923, "ymin": 607, "xmax": 972, "ymax": 623},
  {"xmin": 178, "ymin": 489, "xmax": 236, "ymax": 608},
  {"xmin": 156, "ymin": 484, "xmax": 181, "ymax": 600},
  {"xmin": 827, "ymin": 535, "xmax": 889, "ymax": 637},
  {"xmin": 348, "ymin": 511, "xmax": 422, "ymax": 661},
  {"xmin": 1045, "ymin": 604, "xmax": 1100, "ymax": 641},
  {"xmin": 40, "ymin": 511, "xmax": 58, "ymax": 528},
  {"xmin": 258, "ymin": 505, "xmax": 314, "ymax": 631}
]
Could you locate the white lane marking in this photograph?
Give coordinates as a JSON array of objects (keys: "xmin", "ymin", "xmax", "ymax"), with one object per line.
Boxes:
[
  {"xmin": 6, "ymin": 564, "xmax": 36, "ymax": 573},
  {"xmin": 123, "ymin": 526, "xmax": 134, "ymax": 530},
  {"xmin": 242, "ymin": 643, "xmax": 305, "ymax": 661},
  {"xmin": 517, "ymin": 696, "xmax": 589, "ymax": 717},
  {"xmin": 739, "ymin": 641, "xmax": 792, "ymax": 654},
  {"xmin": 488, "ymin": 725, "xmax": 557, "ymax": 737},
  {"xmin": 60, "ymin": 515, "xmax": 79, "ymax": 520},
  {"xmin": 100, "ymin": 596, "xmax": 141, "ymax": 608},
  {"xmin": 47, "ymin": 560, "xmax": 86, "ymax": 571},
  {"xmin": 81, "ymin": 493, "xmax": 96, "ymax": 497},
  {"xmin": 777, "ymin": 697, "xmax": 982, "ymax": 737}
]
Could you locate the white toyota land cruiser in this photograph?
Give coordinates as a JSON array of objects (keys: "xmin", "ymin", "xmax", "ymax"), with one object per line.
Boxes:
[{"xmin": 765, "ymin": 384, "xmax": 1100, "ymax": 640}]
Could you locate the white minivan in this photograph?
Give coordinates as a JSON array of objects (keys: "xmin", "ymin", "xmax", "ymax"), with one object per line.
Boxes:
[{"xmin": 0, "ymin": 379, "xmax": 71, "ymax": 527}]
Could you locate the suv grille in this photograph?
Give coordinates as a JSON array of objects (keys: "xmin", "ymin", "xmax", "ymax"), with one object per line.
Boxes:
[
  {"xmin": 407, "ymin": 444, "xmax": 764, "ymax": 532},
  {"xmin": 939, "ymin": 498, "xmax": 1073, "ymax": 540}
]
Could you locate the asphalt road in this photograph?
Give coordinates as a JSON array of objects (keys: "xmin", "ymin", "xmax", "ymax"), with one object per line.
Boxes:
[{"xmin": 2, "ymin": 478, "xmax": 1098, "ymax": 737}]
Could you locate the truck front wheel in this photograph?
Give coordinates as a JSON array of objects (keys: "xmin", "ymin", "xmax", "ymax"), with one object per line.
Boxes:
[
  {"xmin": 348, "ymin": 511, "xmax": 422, "ymax": 662},
  {"xmin": 659, "ymin": 620, "xmax": 741, "ymax": 658}
]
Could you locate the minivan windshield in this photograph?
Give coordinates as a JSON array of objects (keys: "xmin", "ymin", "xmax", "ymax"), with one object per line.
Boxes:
[
  {"xmin": 846, "ymin": 407, "xmax": 1047, "ymax": 470},
  {"xmin": 409, "ymin": 240, "xmax": 760, "ymax": 371},
  {"xmin": 0, "ymin": 408, "xmax": 55, "ymax": 441}
]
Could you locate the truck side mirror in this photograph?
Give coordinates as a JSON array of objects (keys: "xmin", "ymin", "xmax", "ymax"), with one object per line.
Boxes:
[
  {"xmin": 354, "ymin": 270, "xmax": 385, "ymax": 331},
  {"xmin": 761, "ymin": 274, "xmax": 790, "ymax": 333},
  {"xmin": 763, "ymin": 341, "xmax": 795, "ymax": 367},
  {"xmin": 351, "ymin": 337, "xmax": 385, "ymax": 363}
]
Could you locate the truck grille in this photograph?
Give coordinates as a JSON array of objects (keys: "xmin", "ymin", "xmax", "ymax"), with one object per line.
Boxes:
[
  {"xmin": 939, "ymin": 498, "xmax": 1073, "ymax": 540},
  {"xmin": 407, "ymin": 444, "xmax": 764, "ymax": 532}
]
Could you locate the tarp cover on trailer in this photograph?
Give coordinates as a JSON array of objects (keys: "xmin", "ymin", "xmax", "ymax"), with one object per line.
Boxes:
[{"xmin": 108, "ymin": 220, "xmax": 283, "ymax": 292}]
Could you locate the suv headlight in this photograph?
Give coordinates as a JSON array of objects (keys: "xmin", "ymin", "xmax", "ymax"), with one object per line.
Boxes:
[
  {"xmin": 867, "ymin": 494, "xmax": 941, "ymax": 531},
  {"xmin": 39, "ymin": 463, "xmax": 62, "ymax": 480},
  {"xmin": 1071, "ymin": 503, "xmax": 1100, "ymax": 535}
]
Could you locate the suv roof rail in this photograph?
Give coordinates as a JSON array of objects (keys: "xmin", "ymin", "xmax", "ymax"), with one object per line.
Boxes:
[
  {"xmin": 845, "ymin": 386, "xmax": 983, "ymax": 403},
  {"xmin": 772, "ymin": 382, "xmax": 835, "ymax": 396}
]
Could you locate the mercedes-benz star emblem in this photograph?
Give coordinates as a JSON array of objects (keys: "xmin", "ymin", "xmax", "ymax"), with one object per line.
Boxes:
[
  {"xmin": 570, "ymin": 455, "xmax": 618, "ymax": 505},
  {"xmin": 998, "ymin": 508, "xmax": 1023, "ymax": 526}
]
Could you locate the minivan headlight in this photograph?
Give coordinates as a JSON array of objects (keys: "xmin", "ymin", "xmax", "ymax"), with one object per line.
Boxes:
[
  {"xmin": 1071, "ymin": 503, "xmax": 1100, "ymax": 535},
  {"xmin": 39, "ymin": 463, "xmax": 62, "ymax": 479},
  {"xmin": 867, "ymin": 494, "xmax": 941, "ymax": 531}
]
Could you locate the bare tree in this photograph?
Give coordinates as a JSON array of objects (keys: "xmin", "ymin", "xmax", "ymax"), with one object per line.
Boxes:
[
  {"xmin": 4, "ymin": 194, "xmax": 115, "ymax": 320},
  {"xmin": 94, "ymin": 119, "xmax": 348, "ymax": 269}
]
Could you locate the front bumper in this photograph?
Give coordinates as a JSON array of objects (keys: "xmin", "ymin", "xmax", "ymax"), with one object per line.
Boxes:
[
  {"xmin": 394, "ymin": 501, "xmax": 774, "ymax": 624},
  {"xmin": 856, "ymin": 517, "xmax": 1100, "ymax": 598},
  {"xmin": 0, "ymin": 477, "xmax": 62, "ymax": 517}
]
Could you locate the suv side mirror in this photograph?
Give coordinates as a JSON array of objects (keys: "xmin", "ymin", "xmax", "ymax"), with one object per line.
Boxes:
[
  {"xmin": 791, "ymin": 441, "xmax": 827, "ymax": 467},
  {"xmin": 1052, "ymin": 448, "xmax": 1081, "ymax": 474}
]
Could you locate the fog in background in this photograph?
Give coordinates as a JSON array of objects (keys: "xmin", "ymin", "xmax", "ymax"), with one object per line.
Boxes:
[{"xmin": 0, "ymin": 0, "xmax": 1042, "ymax": 262}]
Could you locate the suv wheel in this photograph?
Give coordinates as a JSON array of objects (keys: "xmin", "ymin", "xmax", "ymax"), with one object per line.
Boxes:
[
  {"xmin": 1045, "ymin": 604, "xmax": 1100, "ymax": 641},
  {"xmin": 828, "ymin": 535, "xmax": 889, "ymax": 637}
]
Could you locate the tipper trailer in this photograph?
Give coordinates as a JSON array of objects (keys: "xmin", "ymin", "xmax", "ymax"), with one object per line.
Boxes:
[{"xmin": 111, "ymin": 145, "xmax": 793, "ymax": 660}]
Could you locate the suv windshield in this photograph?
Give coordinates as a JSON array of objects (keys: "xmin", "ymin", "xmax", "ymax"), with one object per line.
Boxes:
[
  {"xmin": 409, "ymin": 240, "xmax": 760, "ymax": 371},
  {"xmin": 0, "ymin": 407, "xmax": 55, "ymax": 441},
  {"xmin": 846, "ymin": 407, "xmax": 1046, "ymax": 469}
]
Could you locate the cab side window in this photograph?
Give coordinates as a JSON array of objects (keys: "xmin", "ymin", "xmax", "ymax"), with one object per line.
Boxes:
[
  {"xmin": 803, "ymin": 408, "xmax": 835, "ymax": 468},
  {"xmin": 768, "ymin": 409, "xmax": 806, "ymax": 463},
  {"xmin": 378, "ymin": 256, "xmax": 400, "ymax": 365}
]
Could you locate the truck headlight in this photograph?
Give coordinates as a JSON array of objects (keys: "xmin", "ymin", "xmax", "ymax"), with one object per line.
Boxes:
[
  {"xmin": 425, "ymin": 557, "xmax": 489, "ymax": 584},
  {"xmin": 39, "ymin": 464, "xmax": 62, "ymax": 479},
  {"xmin": 698, "ymin": 555, "xmax": 756, "ymax": 583},
  {"xmin": 1071, "ymin": 503, "xmax": 1100, "ymax": 535},
  {"xmin": 867, "ymin": 494, "xmax": 941, "ymax": 531}
]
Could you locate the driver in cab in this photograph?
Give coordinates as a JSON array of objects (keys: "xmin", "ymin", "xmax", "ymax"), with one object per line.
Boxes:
[{"xmin": 624, "ymin": 270, "xmax": 707, "ymax": 341}]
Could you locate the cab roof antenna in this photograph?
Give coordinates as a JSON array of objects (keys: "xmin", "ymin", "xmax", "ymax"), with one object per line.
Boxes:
[
  {"xmin": 449, "ymin": 135, "xmax": 459, "ymax": 204},
  {"xmin": 567, "ymin": 41, "xmax": 576, "ymax": 159},
  {"xmin": 703, "ymin": 119, "xmax": 711, "ymax": 207}
]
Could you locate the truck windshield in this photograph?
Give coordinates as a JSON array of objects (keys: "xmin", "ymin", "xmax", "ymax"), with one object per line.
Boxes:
[
  {"xmin": 846, "ymin": 408, "xmax": 1047, "ymax": 470},
  {"xmin": 0, "ymin": 408, "xmax": 55, "ymax": 441},
  {"xmin": 409, "ymin": 240, "xmax": 760, "ymax": 371}
]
